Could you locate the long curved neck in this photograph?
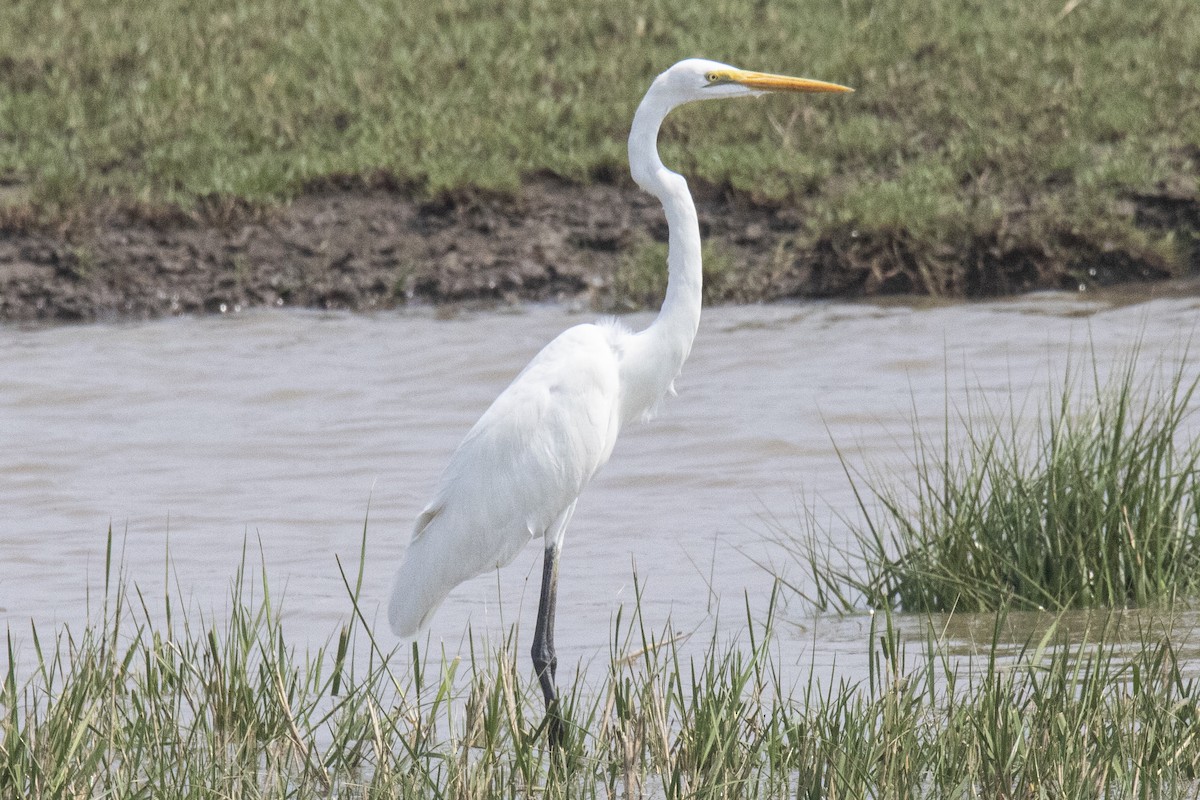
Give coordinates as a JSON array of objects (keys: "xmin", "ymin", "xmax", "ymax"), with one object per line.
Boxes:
[{"xmin": 620, "ymin": 86, "xmax": 703, "ymax": 422}]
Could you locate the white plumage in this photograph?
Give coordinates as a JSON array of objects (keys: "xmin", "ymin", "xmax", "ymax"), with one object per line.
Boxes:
[
  {"xmin": 388, "ymin": 322, "xmax": 625, "ymax": 635},
  {"xmin": 385, "ymin": 58, "xmax": 851, "ymax": 740}
]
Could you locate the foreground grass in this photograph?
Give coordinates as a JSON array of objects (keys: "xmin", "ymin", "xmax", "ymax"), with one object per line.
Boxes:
[
  {"xmin": 1, "ymin": 0, "xmax": 1197, "ymax": 284},
  {"xmin": 5, "ymin": 536, "xmax": 1200, "ymax": 798},
  {"xmin": 799, "ymin": 347, "xmax": 1200, "ymax": 614}
]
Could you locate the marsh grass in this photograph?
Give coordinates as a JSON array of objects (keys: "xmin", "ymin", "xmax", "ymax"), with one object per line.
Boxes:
[
  {"xmin": 799, "ymin": 347, "xmax": 1200, "ymax": 614},
  {"xmin": 6, "ymin": 526, "xmax": 1200, "ymax": 797}
]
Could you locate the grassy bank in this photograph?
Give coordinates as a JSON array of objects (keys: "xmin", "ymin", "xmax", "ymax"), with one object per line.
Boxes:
[
  {"xmin": 1, "ymin": 0, "xmax": 1197, "ymax": 294},
  {"xmin": 5, "ymin": 543, "xmax": 1200, "ymax": 798}
]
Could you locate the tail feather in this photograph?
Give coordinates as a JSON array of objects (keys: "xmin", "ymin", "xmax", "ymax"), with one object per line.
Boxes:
[
  {"xmin": 387, "ymin": 539, "xmax": 452, "ymax": 637},
  {"xmin": 388, "ymin": 501, "xmax": 537, "ymax": 637}
]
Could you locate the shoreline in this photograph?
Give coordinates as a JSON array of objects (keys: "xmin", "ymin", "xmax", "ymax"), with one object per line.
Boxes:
[{"xmin": 1, "ymin": 177, "xmax": 1195, "ymax": 324}]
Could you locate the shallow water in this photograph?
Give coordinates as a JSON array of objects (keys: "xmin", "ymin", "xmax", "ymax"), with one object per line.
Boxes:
[{"xmin": 3, "ymin": 290, "xmax": 1200, "ymax": 685}]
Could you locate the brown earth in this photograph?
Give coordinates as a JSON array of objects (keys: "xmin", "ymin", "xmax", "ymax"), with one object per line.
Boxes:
[{"xmin": 0, "ymin": 177, "xmax": 1196, "ymax": 323}]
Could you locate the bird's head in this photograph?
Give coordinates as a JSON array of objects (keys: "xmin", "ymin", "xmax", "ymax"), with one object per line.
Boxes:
[
  {"xmin": 654, "ymin": 58, "xmax": 853, "ymax": 105},
  {"xmin": 629, "ymin": 58, "xmax": 852, "ymax": 190}
]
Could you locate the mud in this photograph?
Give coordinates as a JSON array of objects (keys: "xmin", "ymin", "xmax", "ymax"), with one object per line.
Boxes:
[{"xmin": 0, "ymin": 177, "xmax": 1195, "ymax": 323}]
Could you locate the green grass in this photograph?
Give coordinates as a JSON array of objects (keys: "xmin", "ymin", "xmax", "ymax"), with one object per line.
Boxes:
[
  {"xmin": 0, "ymin": 0, "xmax": 1196, "ymax": 277},
  {"xmin": 797, "ymin": 347, "xmax": 1200, "ymax": 614},
  {"xmin": 5, "ymin": 527, "xmax": 1200, "ymax": 797}
]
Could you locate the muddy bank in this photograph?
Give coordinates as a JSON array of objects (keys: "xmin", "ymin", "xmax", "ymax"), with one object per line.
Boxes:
[{"xmin": 0, "ymin": 178, "xmax": 1196, "ymax": 323}]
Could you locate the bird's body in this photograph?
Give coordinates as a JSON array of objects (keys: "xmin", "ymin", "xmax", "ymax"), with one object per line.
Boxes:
[
  {"xmin": 389, "ymin": 320, "xmax": 625, "ymax": 636},
  {"xmin": 388, "ymin": 58, "xmax": 851, "ymax": 741},
  {"xmin": 389, "ymin": 302, "xmax": 697, "ymax": 635}
]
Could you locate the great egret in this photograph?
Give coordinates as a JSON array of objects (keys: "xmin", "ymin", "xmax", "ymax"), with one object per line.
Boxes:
[{"xmin": 388, "ymin": 58, "xmax": 851, "ymax": 740}]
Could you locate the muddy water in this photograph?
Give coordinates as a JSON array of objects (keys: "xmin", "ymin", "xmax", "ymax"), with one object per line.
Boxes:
[{"xmin": 3, "ymin": 291, "xmax": 1200, "ymax": 686}]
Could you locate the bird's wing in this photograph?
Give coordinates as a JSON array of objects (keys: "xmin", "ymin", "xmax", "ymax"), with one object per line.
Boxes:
[{"xmin": 388, "ymin": 322, "xmax": 625, "ymax": 636}]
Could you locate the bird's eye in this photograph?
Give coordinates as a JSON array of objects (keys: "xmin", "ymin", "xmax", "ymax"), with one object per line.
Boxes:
[{"xmin": 705, "ymin": 72, "xmax": 718, "ymax": 83}]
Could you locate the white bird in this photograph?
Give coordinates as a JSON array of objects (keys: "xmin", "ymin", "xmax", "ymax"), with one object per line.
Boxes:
[{"xmin": 388, "ymin": 58, "xmax": 851, "ymax": 740}]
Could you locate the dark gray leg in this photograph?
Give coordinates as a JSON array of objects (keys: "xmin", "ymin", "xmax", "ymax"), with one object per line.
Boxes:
[{"xmin": 531, "ymin": 544, "xmax": 563, "ymax": 745}]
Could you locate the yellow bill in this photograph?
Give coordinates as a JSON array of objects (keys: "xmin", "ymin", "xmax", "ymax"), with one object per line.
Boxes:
[{"xmin": 710, "ymin": 68, "xmax": 854, "ymax": 94}]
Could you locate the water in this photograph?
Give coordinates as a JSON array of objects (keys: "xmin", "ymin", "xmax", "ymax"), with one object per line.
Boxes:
[{"xmin": 3, "ymin": 291, "xmax": 1200, "ymax": 686}]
